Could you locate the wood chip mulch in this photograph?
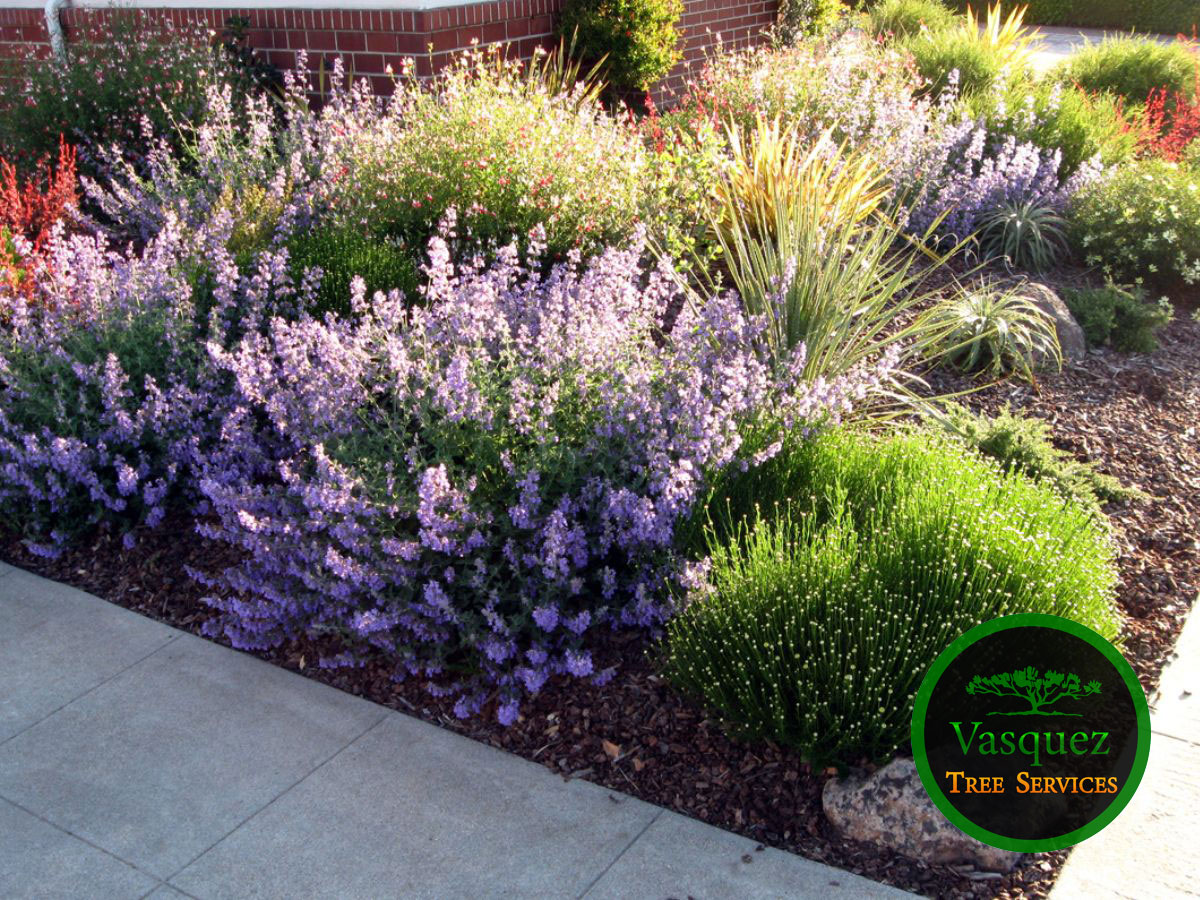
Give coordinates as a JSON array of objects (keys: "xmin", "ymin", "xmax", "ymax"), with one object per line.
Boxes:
[{"xmin": 4, "ymin": 303, "xmax": 1197, "ymax": 900}]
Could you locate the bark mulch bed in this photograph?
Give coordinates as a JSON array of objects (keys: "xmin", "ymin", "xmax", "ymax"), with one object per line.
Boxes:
[{"xmin": 4, "ymin": 309, "xmax": 1197, "ymax": 900}]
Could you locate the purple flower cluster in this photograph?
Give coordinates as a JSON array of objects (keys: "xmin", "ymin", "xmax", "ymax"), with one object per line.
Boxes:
[
  {"xmin": 189, "ymin": 225, "xmax": 893, "ymax": 722},
  {"xmin": 900, "ymin": 118, "xmax": 1101, "ymax": 241}
]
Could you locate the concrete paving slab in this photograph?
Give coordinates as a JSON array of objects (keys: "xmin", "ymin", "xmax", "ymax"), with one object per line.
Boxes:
[
  {"xmin": 1150, "ymin": 605, "xmax": 1200, "ymax": 746},
  {"xmin": 1052, "ymin": 732, "xmax": 1200, "ymax": 899},
  {"xmin": 0, "ymin": 797, "xmax": 158, "ymax": 900},
  {"xmin": 171, "ymin": 712, "xmax": 662, "ymax": 900},
  {"xmin": 0, "ymin": 632, "xmax": 385, "ymax": 880},
  {"xmin": 143, "ymin": 887, "xmax": 194, "ymax": 899},
  {"xmin": 1053, "ymin": 602, "xmax": 1200, "ymax": 899},
  {"xmin": 0, "ymin": 565, "xmax": 178, "ymax": 743},
  {"xmin": 582, "ymin": 810, "xmax": 913, "ymax": 899}
]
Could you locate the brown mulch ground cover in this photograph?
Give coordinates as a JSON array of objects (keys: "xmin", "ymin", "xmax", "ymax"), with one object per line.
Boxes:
[{"xmin": 4, "ymin": 303, "xmax": 1197, "ymax": 900}]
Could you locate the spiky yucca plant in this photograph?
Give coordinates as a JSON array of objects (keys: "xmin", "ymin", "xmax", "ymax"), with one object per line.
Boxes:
[{"xmin": 978, "ymin": 198, "xmax": 1069, "ymax": 272}]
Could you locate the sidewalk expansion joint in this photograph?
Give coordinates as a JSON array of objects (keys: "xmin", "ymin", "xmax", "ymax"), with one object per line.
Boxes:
[{"xmin": 575, "ymin": 807, "xmax": 665, "ymax": 899}]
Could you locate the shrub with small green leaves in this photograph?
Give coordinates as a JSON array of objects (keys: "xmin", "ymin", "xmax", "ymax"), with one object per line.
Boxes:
[
  {"xmin": 1052, "ymin": 37, "xmax": 1198, "ymax": 107},
  {"xmin": 558, "ymin": 0, "xmax": 683, "ymax": 91},
  {"xmin": 777, "ymin": 0, "xmax": 846, "ymax": 42},
  {"xmin": 662, "ymin": 428, "xmax": 1120, "ymax": 767},
  {"xmin": 287, "ymin": 227, "xmax": 420, "ymax": 317},
  {"xmin": 868, "ymin": 0, "xmax": 957, "ymax": 40},
  {"xmin": 1070, "ymin": 159, "xmax": 1200, "ymax": 295},
  {"xmin": 1063, "ymin": 283, "xmax": 1174, "ymax": 353},
  {"xmin": 927, "ymin": 402, "xmax": 1146, "ymax": 513}
]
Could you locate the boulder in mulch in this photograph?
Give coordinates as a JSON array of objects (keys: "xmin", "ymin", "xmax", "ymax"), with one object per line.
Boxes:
[
  {"xmin": 1019, "ymin": 282, "xmax": 1087, "ymax": 365},
  {"xmin": 822, "ymin": 757, "xmax": 1023, "ymax": 873}
]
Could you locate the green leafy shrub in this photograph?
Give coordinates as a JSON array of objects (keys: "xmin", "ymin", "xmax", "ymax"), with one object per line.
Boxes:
[
  {"xmin": 1063, "ymin": 283, "xmax": 1174, "ymax": 353},
  {"xmin": 287, "ymin": 227, "xmax": 420, "ymax": 316},
  {"xmin": 928, "ymin": 402, "xmax": 1145, "ymax": 512},
  {"xmin": 868, "ymin": 0, "xmax": 957, "ymax": 40},
  {"xmin": 967, "ymin": 80, "xmax": 1140, "ymax": 176},
  {"xmin": 920, "ymin": 283, "xmax": 1061, "ymax": 380},
  {"xmin": 1052, "ymin": 37, "xmax": 1198, "ymax": 107},
  {"xmin": 557, "ymin": 0, "xmax": 683, "ymax": 91},
  {"xmin": 978, "ymin": 198, "xmax": 1068, "ymax": 271},
  {"xmin": 1070, "ymin": 159, "xmax": 1200, "ymax": 294},
  {"xmin": 0, "ymin": 8, "xmax": 243, "ymax": 175},
  {"xmin": 777, "ymin": 0, "xmax": 846, "ymax": 42},
  {"xmin": 322, "ymin": 46, "xmax": 648, "ymax": 260},
  {"xmin": 663, "ymin": 428, "xmax": 1120, "ymax": 767}
]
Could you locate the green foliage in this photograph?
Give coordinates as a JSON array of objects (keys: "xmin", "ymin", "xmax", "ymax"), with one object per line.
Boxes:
[
  {"xmin": 557, "ymin": 0, "xmax": 683, "ymax": 90},
  {"xmin": 902, "ymin": 26, "xmax": 1005, "ymax": 97},
  {"xmin": 978, "ymin": 198, "xmax": 1068, "ymax": 272},
  {"xmin": 699, "ymin": 134, "xmax": 954, "ymax": 391},
  {"xmin": 920, "ymin": 283, "xmax": 1061, "ymax": 380},
  {"xmin": 324, "ymin": 46, "xmax": 647, "ymax": 260},
  {"xmin": 927, "ymin": 402, "xmax": 1145, "ymax": 513},
  {"xmin": 287, "ymin": 227, "xmax": 420, "ymax": 317},
  {"xmin": 1070, "ymin": 159, "xmax": 1200, "ymax": 295},
  {"xmin": 868, "ymin": 0, "xmax": 957, "ymax": 40},
  {"xmin": 663, "ymin": 429, "xmax": 1120, "ymax": 766},
  {"xmin": 1063, "ymin": 283, "xmax": 1174, "ymax": 353},
  {"xmin": 1052, "ymin": 37, "xmax": 1198, "ymax": 107},
  {"xmin": 777, "ymin": 0, "xmax": 846, "ymax": 42},
  {"xmin": 0, "ymin": 8, "xmax": 242, "ymax": 175},
  {"xmin": 967, "ymin": 80, "xmax": 1141, "ymax": 176},
  {"xmin": 1010, "ymin": 0, "xmax": 1200, "ymax": 38}
]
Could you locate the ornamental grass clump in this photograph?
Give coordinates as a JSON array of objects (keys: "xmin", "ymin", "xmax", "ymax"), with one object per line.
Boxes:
[
  {"xmin": 663, "ymin": 429, "xmax": 1120, "ymax": 767},
  {"xmin": 195, "ymin": 224, "xmax": 901, "ymax": 724}
]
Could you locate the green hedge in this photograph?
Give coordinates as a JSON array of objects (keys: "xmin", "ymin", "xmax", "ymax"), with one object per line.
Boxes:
[{"xmin": 951, "ymin": 0, "xmax": 1198, "ymax": 35}]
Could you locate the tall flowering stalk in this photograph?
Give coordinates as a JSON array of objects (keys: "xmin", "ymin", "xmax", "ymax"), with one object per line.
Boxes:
[{"xmin": 195, "ymin": 223, "xmax": 898, "ymax": 723}]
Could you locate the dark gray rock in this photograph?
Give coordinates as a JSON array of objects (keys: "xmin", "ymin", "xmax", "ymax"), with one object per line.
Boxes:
[{"xmin": 822, "ymin": 758, "xmax": 1023, "ymax": 873}]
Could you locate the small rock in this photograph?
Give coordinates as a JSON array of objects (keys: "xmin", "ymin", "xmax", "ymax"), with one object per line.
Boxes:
[
  {"xmin": 822, "ymin": 758, "xmax": 1022, "ymax": 873},
  {"xmin": 1018, "ymin": 282, "xmax": 1087, "ymax": 366}
]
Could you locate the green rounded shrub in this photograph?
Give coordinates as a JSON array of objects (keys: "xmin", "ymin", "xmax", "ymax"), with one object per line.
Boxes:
[
  {"xmin": 662, "ymin": 429, "xmax": 1119, "ymax": 767},
  {"xmin": 287, "ymin": 227, "xmax": 420, "ymax": 317},
  {"xmin": 558, "ymin": 0, "xmax": 684, "ymax": 91},
  {"xmin": 1053, "ymin": 37, "xmax": 1198, "ymax": 107},
  {"xmin": 869, "ymin": 0, "xmax": 957, "ymax": 40},
  {"xmin": 1063, "ymin": 283, "xmax": 1174, "ymax": 353},
  {"xmin": 902, "ymin": 28, "xmax": 1005, "ymax": 97}
]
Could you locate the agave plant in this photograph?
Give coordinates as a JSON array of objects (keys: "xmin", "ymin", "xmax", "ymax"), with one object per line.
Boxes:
[
  {"xmin": 921, "ymin": 281, "xmax": 1061, "ymax": 381},
  {"xmin": 978, "ymin": 197, "xmax": 1069, "ymax": 272}
]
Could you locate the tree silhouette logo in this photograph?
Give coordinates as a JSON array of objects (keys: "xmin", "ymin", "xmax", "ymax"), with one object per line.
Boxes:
[{"xmin": 966, "ymin": 666, "xmax": 1102, "ymax": 716}]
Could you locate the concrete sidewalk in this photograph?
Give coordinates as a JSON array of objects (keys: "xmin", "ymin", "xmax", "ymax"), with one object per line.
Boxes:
[
  {"xmin": 1052, "ymin": 602, "xmax": 1200, "ymax": 899},
  {"xmin": 0, "ymin": 562, "xmax": 907, "ymax": 900}
]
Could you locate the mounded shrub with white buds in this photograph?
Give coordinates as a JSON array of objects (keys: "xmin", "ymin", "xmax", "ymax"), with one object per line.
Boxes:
[{"xmin": 662, "ymin": 429, "xmax": 1120, "ymax": 768}]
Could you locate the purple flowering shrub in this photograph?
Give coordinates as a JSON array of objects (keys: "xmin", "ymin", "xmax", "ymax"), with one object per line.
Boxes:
[
  {"xmin": 193, "ymin": 223, "xmax": 898, "ymax": 722},
  {"xmin": 0, "ymin": 218, "xmax": 211, "ymax": 555},
  {"xmin": 899, "ymin": 114, "xmax": 1102, "ymax": 245}
]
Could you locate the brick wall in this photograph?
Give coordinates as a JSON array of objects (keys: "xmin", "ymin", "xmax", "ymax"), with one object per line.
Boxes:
[{"xmin": 0, "ymin": 0, "xmax": 777, "ymax": 102}]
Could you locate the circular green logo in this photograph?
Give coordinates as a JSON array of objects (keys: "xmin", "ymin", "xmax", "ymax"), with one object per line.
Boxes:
[{"xmin": 911, "ymin": 614, "xmax": 1150, "ymax": 852}]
